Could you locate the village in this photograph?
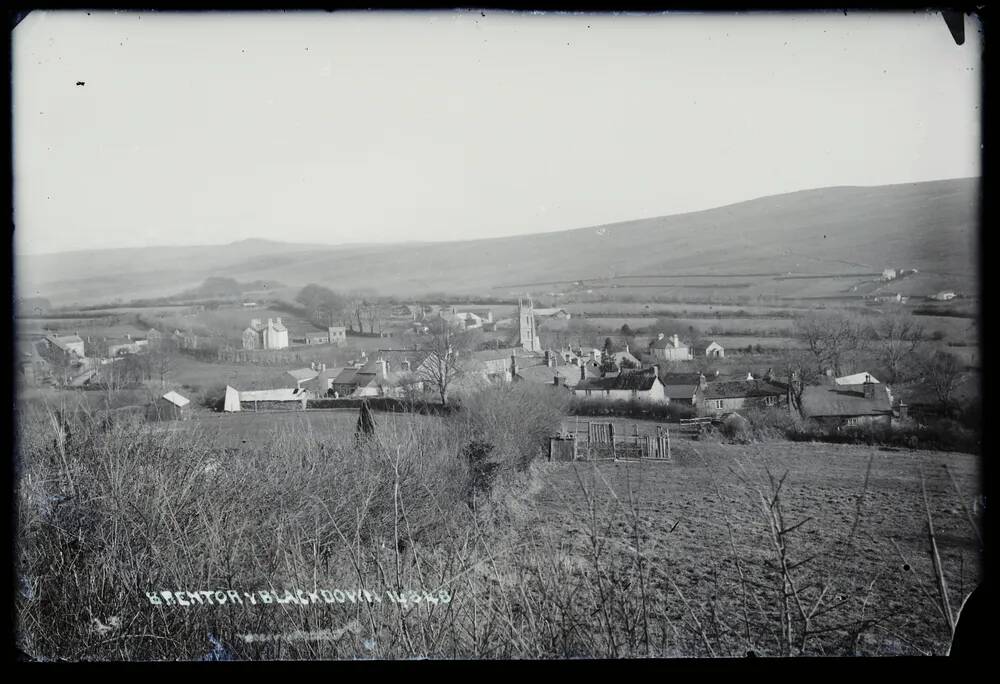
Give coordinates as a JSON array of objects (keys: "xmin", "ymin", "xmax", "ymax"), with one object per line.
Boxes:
[{"xmin": 16, "ymin": 275, "xmax": 978, "ymax": 452}]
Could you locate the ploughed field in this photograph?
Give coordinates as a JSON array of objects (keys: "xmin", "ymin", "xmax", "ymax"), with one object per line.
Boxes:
[{"xmin": 522, "ymin": 441, "xmax": 982, "ymax": 656}]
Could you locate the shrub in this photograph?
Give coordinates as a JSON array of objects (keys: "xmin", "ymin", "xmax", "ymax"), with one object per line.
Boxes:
[{"xmin": 719, "ymin": 413, "xmax": 752, "ymax": 443}]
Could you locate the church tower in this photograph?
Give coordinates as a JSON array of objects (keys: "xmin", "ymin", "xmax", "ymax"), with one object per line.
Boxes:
[{"xmin": 518, "ymin": 296, "xmax": 542, "ymax": 352}]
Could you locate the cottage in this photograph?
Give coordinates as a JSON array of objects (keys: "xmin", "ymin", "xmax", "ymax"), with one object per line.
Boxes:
[
  {"xmin": 700, "ymin": 379, "xmax": 788, "ymax": 416},
  {"xmin": 660, "ymin": 372, "xmax": 707, "ymax": 405},
  {"xmin": 303, "ymin": 331, "xmax": 330, "ymax": 345},
  {"xmin": 510, "ymin": 350, "xmax": 578, "ymax": 388},
  {"xmin": 287, "ymin": 366, "xmax": 320, "ymax": 389},
  {"xmin": 328, "ymin": 326, "xmax": 347, "ymax": 346},
  {"xmin": 796, "ymin": 378, "xmax": 893, "ymax": 428},
  {"xmin": 648, "ymin": 333, "xmax": 693, "ymax": 362},
  {"xmin": 572, "ymin": 367, "xmax": 667, "ymax": 403}
]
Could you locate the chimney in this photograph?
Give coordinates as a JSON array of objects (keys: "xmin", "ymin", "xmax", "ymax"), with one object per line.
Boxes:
[
  {"xmin": 126, "ymin": 333, "xmax": 131, "ymax": 341},
  {"xmin": 321, "ymin": 363, "xmax": 326, "ymax": 372},
  {"xmin": 276, "ymin": 317, "xmax": 282, "ymax": 325},
  {"xmin": 625, "ymin": 342, "xmax": 630, "ymax": 353},
  {"xmin": 580, "ymin": 364, "xmax": 586, "ymax": 381},
  {"xmin": 746, "ymin": 372, "xmax": 754, "ymax": 381},
  {"xmin": 672, "ymin": 334, "xmax": 680, "ymax": 348},
  {"xmin": 657, "ymin": 333, "xmax": 665, "ymax": 341},
  {"xmin": 863, "ymin": 374, "xmax": 875, "ymax": 400},
  {"xmin": 510, "ymin": 353, "xmax": 518, "ymax": 378}
]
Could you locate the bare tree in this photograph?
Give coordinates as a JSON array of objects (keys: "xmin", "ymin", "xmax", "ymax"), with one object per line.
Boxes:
[
  {"xmin": 794, "ymin": 312, "xmax": 871, "ymax": 377},
  {"xmin": 871, "ymin": 313, "xmax": 925, "ymax": 383},
  {"xmin": 418, "ymin": 329, "xmax": 468, "ymax": 406},
  {"xmin": 918, "ymin": 349, "xmax": 964, "ymax": 410}
]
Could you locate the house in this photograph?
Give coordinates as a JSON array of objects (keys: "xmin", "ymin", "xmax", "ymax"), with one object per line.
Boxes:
[
  {"xmin": 835, "ymin": 371, "xmax": 881, "ymax": 385},
  {"xmin": 796, "ymin": 379, "xmax": 894, "ymax": 428},
  {"xmin": 287, "ymin": 366, "xmax": 320, "ymax": 389},
  {"xmin": 930, "ymin": 291, "xmax": 957, "ymax": 301},
  {"xmin": 468, "ymin": 309, "xmax": 494, "ymax": 323},
  {"xmin": 303, "ymin": 331, "xmax": 330, "ymax": 345},
  {"xmin": 242, "ymin": 302, "xmax": 258, "ymax": 308},
  {"xmin": 660, "ymin": 372, "xmax": 707, "ymax": 405},
  {"xmin": 453, "ymin": 311, "xmax": 485, "ymax": 329},
  {"xmin": 701, "ymin": 341, "xmax": 725, "ymax": 359},
  {"xmin": 648, "ymin": 333, "xmax": 693, "ymax": 361},
  {"xmin": 572, "ymin": 367, "xmax": 667, "ymax": 403},
  {"xmin": 43, "ymin": 334, "xmax": 85, "ymax": 358},
  {"xmin": 328, "ymin": 358, "xmax": 420, "ymax": 398},
  {"xmin": 242, "ymin": 318, "xmax": 289, "ymax": 350},
  {"xmin": 700, "ymin": 379, "xmax": 788, "ymax": 416},
  {"xmin": 605, "ymin": 344, "xmax": 641, "ymax": 368},
  {"xmin": 150, "ymin": 390, "xmax": 192, "ymax": 421},
  {"xmin": 881, "ymin": 268, "xmax": 897, "ymax": 281},
  {"xmin": 328, "ymin": 326, "xmax": 347, "ymax": 346}
]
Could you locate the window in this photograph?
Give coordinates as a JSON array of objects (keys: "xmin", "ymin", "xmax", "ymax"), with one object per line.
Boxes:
[
  {"xmin": 764, "ymin": 395, "xmax": 776, "ymax": 407},
  {"xmin": 713, "ymin": 400, "xmax": 724, "ymax": 410},
  {"xmin": 846, "ymin": 417, "xmax": 860, "ymax": 427}
]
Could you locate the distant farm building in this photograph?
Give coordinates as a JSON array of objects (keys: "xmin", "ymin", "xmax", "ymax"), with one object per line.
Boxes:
[
  {"xmin": 242, "ymin": 317, "xmax": 289, "ymax": 350},
  {"xmin": 881, "ymin": 268, "xmax": 897, "ymax": 281},
  {"xmin": 532, "ymin": 307, "xmax": 571, "ymax": 320},
  {"xmin": 701, "ymin": 341, "xmax": 725, "ymax": 358},
  {"xmin": 648, "ymin": 333, "xmax": 693, "ymax": 362},
  {"xmin": 930, "ymin": 291, "xmax": 957, "ymax": 301}
]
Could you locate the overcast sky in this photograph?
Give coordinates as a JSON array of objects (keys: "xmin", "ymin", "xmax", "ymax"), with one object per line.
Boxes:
[{"xmin": 13, "ymin": 10, "xmax": 982, "ymax": 255}]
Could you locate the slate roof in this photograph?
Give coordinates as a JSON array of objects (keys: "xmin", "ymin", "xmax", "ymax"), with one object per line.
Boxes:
[
  {"xmin": 287, "ymin": 368, "xmax": 320, "ymax": 382},
  {"xmin": 45, "ymin": 334, "xmax": 84, "ymax": 352},
  {"xmin": 660, "ymin": 373, "xmax": 704, "ymax": 386},
  {"xmin": 576, "ymin": 369, "xmax": 660, "ymax": 392},
  {"xmin": 799, "ymin": 383, "xmax": 893, "ymax": 418},
  {"xmin": 703, "ymin": 379, "xmax": 787, "ymax": 400}
]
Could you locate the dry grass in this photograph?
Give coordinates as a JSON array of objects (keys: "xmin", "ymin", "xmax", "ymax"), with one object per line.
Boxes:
[{"xmin": 14, "ymin": 388, "xmax": 982, "ymax": 660}]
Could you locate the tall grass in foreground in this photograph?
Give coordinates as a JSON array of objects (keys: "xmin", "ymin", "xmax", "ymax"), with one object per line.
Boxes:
[{"xmin": 15, "ymin": 387, "xmax": 981, "ymax": 659}]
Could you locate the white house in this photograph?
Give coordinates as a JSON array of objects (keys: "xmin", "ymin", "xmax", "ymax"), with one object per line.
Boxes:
[
  {"xmin": 648, "ymin": 333, "xmax": 693, "ymax": 361},
  {"xmin": 572, "ymin": 367, "xmax": 667, "ymax": 403},
  {"xmin": 702, "ymin": 341, "xmax": 725, "ymax": 358},
  {"xmin": 242, "ymin": 318, "xmax": 289, "ymax": 350}
]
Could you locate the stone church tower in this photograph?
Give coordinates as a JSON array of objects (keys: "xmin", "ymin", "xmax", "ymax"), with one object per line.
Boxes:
[{"xmin": 517, "ymin": 296, "xmax": 542, "ymax": 352}]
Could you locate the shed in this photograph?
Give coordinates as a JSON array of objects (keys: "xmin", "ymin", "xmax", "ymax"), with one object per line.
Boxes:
[
  {"xmin": 150, "ymin": 390, "xmax": 191, "ymax": 421},
  {"xmin": 224, "ymin": 385, "xmax": 241, "ymax": 412}
]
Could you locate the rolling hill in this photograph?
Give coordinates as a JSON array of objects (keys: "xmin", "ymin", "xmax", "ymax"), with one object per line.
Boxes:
[{"xmin": 15, "ymin": 177, "xmax": 980, "ymax": 306}]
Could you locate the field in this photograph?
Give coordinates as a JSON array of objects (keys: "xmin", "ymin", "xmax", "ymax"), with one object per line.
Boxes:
[
  {"xmin": 154, "ymin": 409, "xmax": 436, "ymax": 448},
  {"xmin": 527, "ymin": 441, "xmax": 982, "ymax": 656}
]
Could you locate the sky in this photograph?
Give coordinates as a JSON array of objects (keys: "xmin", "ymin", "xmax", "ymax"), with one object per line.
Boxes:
[{"xmin": 13, "ymin": 10, "xmax": 983, "ymax": 255}]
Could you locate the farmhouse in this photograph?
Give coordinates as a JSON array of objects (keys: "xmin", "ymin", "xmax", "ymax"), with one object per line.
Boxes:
[
  {"xmin": 648, "ymin": 333, "xmax": 693, "ymax": 362},
  {"xmin": 700, "ymin": 379, "xmax": 788, "ymax": 416},
  {"xmin": 510, "ymin": 350, "xmax": 578, "ymax": 388},
  {"xmin": 796, "ymin": 378, "xmax": 894, "ymax": 428},
  {"xmin": 242, "ymin": 318, "xmax": 289, "ymax": 350},
  {"xmin": 43, "ymin": 334, "xmax": 85, "ymax": 358},
  {"xmin": 660, "ymin": 372, "xmax": 708, "ymax": 405},
  {"xmin": 572, "ymin": 367, "xmax": 667, "ymax": 403},
  {"xmin": 328, "ymin": 359, "xmax": 419, "ymax": 399},
  {"xmin": 605, "ymin": 344, "xmax": 641, "ymax": 368},
  {"xmin": 149, "ymin": 391, "xmax": 191, "ymax": 421}
]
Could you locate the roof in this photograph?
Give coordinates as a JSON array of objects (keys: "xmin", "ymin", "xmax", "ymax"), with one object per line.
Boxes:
[
  {"xmin": 287, "ymin": 368, "xmax": 320, "ymax": 382},
  {"xmin": 835, "ymin": 372, "xmax": 881, "ymax": 386},
  {"xmin": 703, "ymin": 379, "xmax": 787, "ymax": 400},
  {"xmin": 332, "ymin": 368, "xmax": 360, "ymax": 385},
  {"xmin": 376, "ymin": 349, "xmax": 431, "ymax": 372},
  {"xmin": 514, "ymin": 362, "xmax": 576, "ymax": 385},
  {"xmin": 576, "ymin": 369, "xmax": 660, "ymax": 392},
  {"xmin": 533, "ymin": 308, "xmax": 568, "ymax": 316},
  {"xmin": 660, "ymin": 373, "xmax": 704, "ymax": 386},
  {"xmin": 239, "ymin": 388, "xmax": 307, "ymax": 402},
  {"xmin": 799, "ymin": 383, "xmax": 893, "ymax": 418},
  {"xmin": 649, "ymin": 335, "xmax": 686, "ymax": 350},
  {"xmin": 304, "ymin": 331, "xmax": 329, "ymax": 339},
  {"xmin": 46, "ymin": 334, "xmax": 84, "ymax": 351},
  {"xmin": 161, "ymin": 391, "xmax": 191, "ymax": 408}
]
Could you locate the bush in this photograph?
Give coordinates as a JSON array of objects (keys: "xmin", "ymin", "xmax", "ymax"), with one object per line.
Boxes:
[{"xmin": 719, "ymin": 413, "xmax": 751, "ymax": 443}]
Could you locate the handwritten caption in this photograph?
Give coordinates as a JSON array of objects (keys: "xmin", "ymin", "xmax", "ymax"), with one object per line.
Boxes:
[{"xmin": 146, "ymin": 588, "xmax": 451, "ymax": 607}]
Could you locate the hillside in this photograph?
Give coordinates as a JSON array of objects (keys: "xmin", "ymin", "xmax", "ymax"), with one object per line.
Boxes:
[{"xmin": 16, "ymin": 178, "xmax": 980, "ymax": 305}]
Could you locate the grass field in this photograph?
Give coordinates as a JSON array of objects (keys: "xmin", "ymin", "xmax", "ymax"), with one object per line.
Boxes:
[{"xmin": 525, "ymin": 441, "xmax": 982, "ymax": 656}]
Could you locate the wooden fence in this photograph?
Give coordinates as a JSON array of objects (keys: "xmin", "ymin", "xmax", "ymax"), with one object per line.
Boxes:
[{"xmin": 550, "ymin": 421, "xmax": 671, "ymax": 462}]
